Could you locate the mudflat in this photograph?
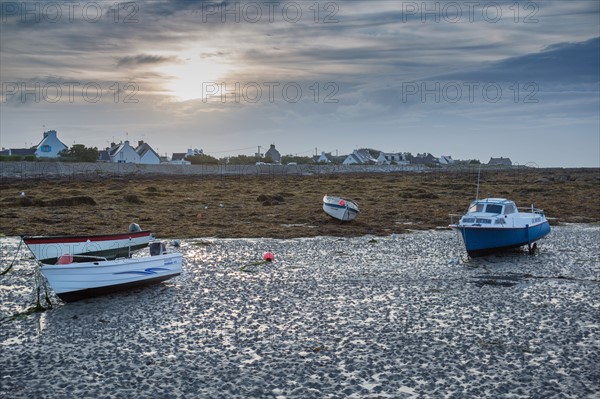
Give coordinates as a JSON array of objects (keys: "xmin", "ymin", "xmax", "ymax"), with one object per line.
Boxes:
[
  {"xmin": 1, "ymin": 168, "xmax": 598, "ymax": 238},
  {"xmin": 1, "ymin": 227, "xmax": 599, "ymax": 398}
]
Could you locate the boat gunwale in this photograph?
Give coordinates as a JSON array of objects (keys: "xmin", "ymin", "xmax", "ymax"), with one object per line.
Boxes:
[
  {"xmin": 448, "ymin": 220, "xmax": 550, "ymax": 230},
  {"xmin": 40, "ymin": 252, "xmax": 181, "ymax": 269},
  {"xmin": 323, "ymin": 202, "xmax": 360, "ymax": 213},
  {"xmin": 22, "ymin": 231, "xmax": 152, "ymax": 244}
]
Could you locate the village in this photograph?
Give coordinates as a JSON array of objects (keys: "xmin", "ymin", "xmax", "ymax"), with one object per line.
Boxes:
[{"xmin": 0, "ymin": 129, "xmax": 514, "ymax": 168}]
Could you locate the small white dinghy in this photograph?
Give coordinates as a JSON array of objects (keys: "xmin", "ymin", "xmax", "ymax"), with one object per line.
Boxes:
[
  {"xmin": 39, "ymin": 242, "xmax": 182, "ymax": 302},
  {"xmin": 323, "ymin": 195, "xmax": 360, "ymax": 222}
]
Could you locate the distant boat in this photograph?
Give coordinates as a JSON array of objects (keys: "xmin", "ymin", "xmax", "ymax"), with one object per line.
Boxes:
[
  {"xmin": 40, "ymin": 243, "xmax": 182, "ymax": 302},
  {"xmin": 23, "ymin": 225, "xmax": 152, "ymax": 264},
  {"xmin": 323, "ymin": 195, "xmax": 360, "ymax": 222},
  {"xmin": 449, "ymin": 198, "xmax": 551, "ymax": 257}
]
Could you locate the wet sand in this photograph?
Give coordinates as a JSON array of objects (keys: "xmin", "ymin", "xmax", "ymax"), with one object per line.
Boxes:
[
  {"xmin": 1, "ymin": 225, "xmax": 599, "ymax": 398},
  {"xmin": 0, "ymin": 168, "xmax": 598, "ymax": 238}
]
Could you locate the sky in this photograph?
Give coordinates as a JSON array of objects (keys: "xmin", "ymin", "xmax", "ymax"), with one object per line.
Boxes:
[{"xmin": 0, "ymin": 0, "xmax": 599, "ymax": 167}]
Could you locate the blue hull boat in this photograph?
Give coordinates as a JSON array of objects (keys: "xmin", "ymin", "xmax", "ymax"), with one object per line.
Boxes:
[
  {"xmin": 450, "ymin": 198, "xmax": 551, "ymax": 257},
  {"xmin": 456, "ymin": 221, "xmax": 551, "ymax": 257}
]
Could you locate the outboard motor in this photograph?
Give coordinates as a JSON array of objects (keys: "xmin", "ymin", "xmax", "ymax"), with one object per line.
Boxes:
[
  {"xmin": 129, "ymin": 223, "xmax": 142, "ymax": 233},
  {"xmin": 150, "ymin": 241, "xmax": 166, "ymax": 256}
]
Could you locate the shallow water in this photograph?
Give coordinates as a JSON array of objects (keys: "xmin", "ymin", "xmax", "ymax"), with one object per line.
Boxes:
[{"xmin": 1, "ymin": 225, "xmax": 599, "ymax": 398}]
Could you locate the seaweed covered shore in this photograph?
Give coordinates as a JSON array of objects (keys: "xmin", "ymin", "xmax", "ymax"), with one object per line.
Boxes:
[{"xmin": 1, "ymin": 168, "xmax": 598, "ymax": 238}]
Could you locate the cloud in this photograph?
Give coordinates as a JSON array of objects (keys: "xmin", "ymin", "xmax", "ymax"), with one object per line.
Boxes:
[
  {"xmin": 1, "ymin": 0, "xmax": 599, "ymax": 166},
  {"xmin": 116, "ymin": 54, "xmax": 181, "ymax": 68},
  {"xmin": 200, "ymin": 51, "xmax": 228, "ymax": 58},
  {"xmin": 432, "ymin": 36, "xmax": 600, "ymax": 85}
]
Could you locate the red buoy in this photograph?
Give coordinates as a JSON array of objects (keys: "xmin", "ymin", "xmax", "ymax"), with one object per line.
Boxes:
[{"xmin": 263, "ymin": 252, "xmax": 274, "ymax": 262}]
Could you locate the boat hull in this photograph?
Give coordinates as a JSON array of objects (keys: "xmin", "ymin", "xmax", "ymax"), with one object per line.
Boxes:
[
  {"xmin": 453, "ymin": 221, "xmax": 551, "ymax": 257},
  {"xmin": 23, "ymin": 231, "xmax": 152, "ymax": 264},
  {"xmin": 323, "ymin": 203, "xmax": 359, "ymax": 221},
  {"xmin": 40, "ymin": 253, "xmax": 182, "ymax": 302},
  {"xmin": 323, "ymin": 196, "xmax": 360, "ymax": 222}
]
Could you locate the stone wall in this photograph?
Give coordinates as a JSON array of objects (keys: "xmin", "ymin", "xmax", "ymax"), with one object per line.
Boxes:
[{"xmin": 1, "ymin": 161, "xmax": 433, "ymax": 180}]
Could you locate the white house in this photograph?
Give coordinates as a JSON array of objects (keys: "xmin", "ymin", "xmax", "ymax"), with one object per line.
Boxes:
[
  {"xmin": 343, "ymin": 149, "xmax": 377, "ymax": 165},
  {"xmin": 135, "ymin": 141, "xmax": 160, "ymax": 165},
  {"xmin": 108, "ymin": 141, "xmax": 140, "ymax": 163},
  {"xmin": 438, "ymin": 155, "xmax": 454, "ymax": 165},
  {"xmin": 169, "ymin": 148, "xmax": 203, "ymax": 165},
  {"xmin": 377, "ymin": 152, "xmax": 408, "ymax": 165},
  {"xmin": 34, "ymin": 130, "xmax": 67, "ymax": 158},
  {"xmin": 314, "ymin": 151, "xmax": 331, "ymax": 163},
  {"xmin": 265, "ymin": 144, "xmax": 281, "ymax": 163},
  {"xmin": 170, "ymin": 152, "xmax": 191, "ymax": 165}
]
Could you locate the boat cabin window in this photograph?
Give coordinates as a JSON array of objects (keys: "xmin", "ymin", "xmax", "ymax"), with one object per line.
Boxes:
[
  {"xmin": 468, "ymin": 203, "xmax": 485, "ymax": 213},
  {"xmin": 485, "ymin": 204, "xmax": 503, "ymax": 214},
  {"xmin": 504, "ymin": 204, "xmax": 516, "ymax": 214}
]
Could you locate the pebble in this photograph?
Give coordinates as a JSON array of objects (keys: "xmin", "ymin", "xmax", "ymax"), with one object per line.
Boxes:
[{"xmin": 0, "ymin": 225, "xmax": 598, "ymax": 398}]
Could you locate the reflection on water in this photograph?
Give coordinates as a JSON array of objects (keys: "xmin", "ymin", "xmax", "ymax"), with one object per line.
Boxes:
[
  {"xmin": 36, "ymin": 312, "xmax": 47, "ymax": 336},
  {"xmin": 0, "ymin": 225, "xmax": 598, "ymax": 398}
]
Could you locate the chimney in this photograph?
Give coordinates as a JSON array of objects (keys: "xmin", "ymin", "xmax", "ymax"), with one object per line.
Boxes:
[
  {"xmin": 138, "ymin": 140, "xmax": 144, "ymax": 147},
  {"xmin": 43, "ymin": 131, "xmax": 49, "ymax": 138},
  {"xmin": 110, "ymin": 142, "xmax": 116, "ymax": 148}
]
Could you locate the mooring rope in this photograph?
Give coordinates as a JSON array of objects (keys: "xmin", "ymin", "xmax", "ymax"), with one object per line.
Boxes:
[
  {"xmin": 451, "ymin": 226, "xmax": 471, "ymax": 266},
  {"xmin": 7, "ymin": 267, "xmax": 53, "ymax": 321},
  {"xmin": 34, "ymin": 268, "xmax": 52, "ymax": 312},
  {"xmin": 0, "ymin": 237, "xmax": 24, "ymax": 276},
  {"xmin": 239, "ymin": 260, "xmax": 269, "ymax": 272}
]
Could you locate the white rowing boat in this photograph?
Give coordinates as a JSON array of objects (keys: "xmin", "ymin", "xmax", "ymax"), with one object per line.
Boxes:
[
  {"xmin": 40, "ymin": 244, "xmax": 182, "ymax": 302},
  {"xmin": 323, "ymin": 195, "xmax": 360, "ymax": 222}
]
